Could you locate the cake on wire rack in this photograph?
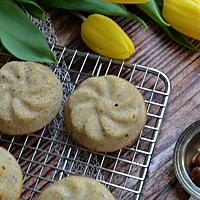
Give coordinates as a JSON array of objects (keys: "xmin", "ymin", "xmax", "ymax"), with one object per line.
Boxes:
[{"xmin": 0, "ymin": 13, "xmax": 170, "ymax": 200}]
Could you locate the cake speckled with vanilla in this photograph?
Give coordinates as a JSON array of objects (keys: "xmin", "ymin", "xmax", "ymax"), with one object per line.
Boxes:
[
  {"xmin": 0, "ymin": 61, "xmax": 63, "ymax": 135},
  {"xmin": 64, "ymin": 75, "xmax": 147, "ymax": 152},
  {"xmin": 0, "ymin": 147, "xmax": 23, "ymax": 200},
  {"xmin": 38, "ymin": 176, "xmax": 115, "ymax": 200}
]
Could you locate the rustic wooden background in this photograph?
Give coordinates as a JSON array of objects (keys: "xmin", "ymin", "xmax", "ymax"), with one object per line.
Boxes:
[{"xmin": 49, "ymin": 8, "xmax": 200, "ymax": 200}]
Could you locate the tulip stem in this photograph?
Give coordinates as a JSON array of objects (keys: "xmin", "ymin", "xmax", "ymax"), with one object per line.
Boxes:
[{"xmin": 70, "ymin": 11, "xmax": 86, "ymax": 21}]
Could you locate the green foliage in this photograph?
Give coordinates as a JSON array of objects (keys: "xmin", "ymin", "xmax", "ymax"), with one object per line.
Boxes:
[
  {"xmin": 16, "ymin": 0, "xmax": 45, "ymax": 20},
  {"xmin": 0, "ymin": 0, "xmax": 198, "ymax": 63},
  {"xmin": 137, "ymin": 0, "xmax": 199, "ymax": 51},
  {"xmin": 0, "ymin": 0, "xmax": 56, "ymax": 63},
  {"xmin": 39, "ymin": 0, "xmax": 148, "ymax": 28}
]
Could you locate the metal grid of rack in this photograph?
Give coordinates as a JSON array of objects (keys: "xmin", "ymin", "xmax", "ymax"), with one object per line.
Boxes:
[{"xmin": 0, "ymin": 45, "xmax": 170, "ymax": 200}]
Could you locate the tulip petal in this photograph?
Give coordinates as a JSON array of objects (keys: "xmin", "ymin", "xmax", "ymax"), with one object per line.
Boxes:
[
  {"xmin": 81, "ymin": 14, "xmax": 135, "ymax": 59},
  {"xmin": 163, "ymin": 0, "xmax": 200, "ymax": 40},
  {"xmin": 137, "ymin": 0, "xmax": 199, "ymax": 50}
]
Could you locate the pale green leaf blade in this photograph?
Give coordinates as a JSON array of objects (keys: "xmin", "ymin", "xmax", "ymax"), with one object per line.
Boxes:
[
  {"xmin": 39, "ymin": 0, "xmax": 148, "ymax": 28},
  {"xmin": 17, "ymin": 0, "xmax": 45, "ymax": 20},
  {"xmin": 0, "ymin": 0, "xmax": 56, "ymax": 63},
  {"xmin": 137, "ymin": 0, "xmax": 169, "ymax": 27}
]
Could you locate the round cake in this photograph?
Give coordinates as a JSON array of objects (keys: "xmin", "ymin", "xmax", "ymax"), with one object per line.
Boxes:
[
  {"xmin": 64, "ymin": 75, "xmax": 146, "ymax": 152},
  {"xmin": 0, "ymin": 147, "xmax": 23, "ymax": 200},
  {"xmin": 0, "ymin": 61, "xmax": 63, "ymax": 135},
  {"xmin": 38, "ymin": 176, "xmax": 115, "ymax": 200}
]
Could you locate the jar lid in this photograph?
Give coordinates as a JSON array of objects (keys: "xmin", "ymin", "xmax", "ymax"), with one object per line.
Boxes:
[{"xmin": 174, "ymin": 120, "xmax": 200, "ymax": 198}]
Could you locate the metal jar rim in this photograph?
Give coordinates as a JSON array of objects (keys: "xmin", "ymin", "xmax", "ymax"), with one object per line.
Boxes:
[{"xmin": 174, "ymin": 120, "xmax": 200, "ymax": 199}]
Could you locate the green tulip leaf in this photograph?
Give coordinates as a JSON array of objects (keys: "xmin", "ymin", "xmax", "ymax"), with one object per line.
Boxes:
[
  {"xmin": 162, "ymin": 26, "xmax": 199, "ymax": 51},
  {"xmin": 117, "ymin": 3, "xmax": 127, "ymax": 10},
  {"xmin": 38, "ymin": 0, "xmax": 148, "ymax": 28},
  {"xmin": 137, "ymin": 0, "xmax": 169, "ymax": 27},
  {"xmin": 137, "ymin": 0, "xmax": 199, "ymax": 51},
  {"xmin": 16, "ymin": 0, "xmax": 45, "ymax": 20},
  {"xmin": 155, "ymin": 0, "xmax": 163, "ymax": 8},
  {"xmin": 0, "ymin": 0, "xmax": 56, "ymax": 63}
]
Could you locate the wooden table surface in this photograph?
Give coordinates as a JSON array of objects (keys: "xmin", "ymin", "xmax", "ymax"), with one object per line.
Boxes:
[{"xmin": 49, "ymin": 9, "xmax": 200, "ymax": 200}]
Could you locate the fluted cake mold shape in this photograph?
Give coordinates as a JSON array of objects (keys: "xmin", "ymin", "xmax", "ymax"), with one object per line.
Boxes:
[
  {"xmin": 0, "ymin": 147, "xmax": 23, "ymax": 200},
  {"xmin": 0, "ymin": 61, "xmax": 63, "ymax": 135},
  {"xmin": 64, "ymin": 75, "xmax": 147, "ymax": 152},
  {"xmin": 38, "ymin": 176, "xmax": 115, "ymax": 200}
]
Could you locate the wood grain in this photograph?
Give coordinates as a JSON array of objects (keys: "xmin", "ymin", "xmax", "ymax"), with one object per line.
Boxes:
[{"xmin": 49, "ymin": 9, "xmax": 200, "ymax": 200}]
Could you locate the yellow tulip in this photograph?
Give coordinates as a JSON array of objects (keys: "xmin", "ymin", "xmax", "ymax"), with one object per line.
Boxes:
[
  {"xmin": 105, "ymin": 0, "xmax": 149, "ymax": 3},
  {"xmin": 81, "ymin": 14, "xmax": 135, "ymax": 60},
  {"xmin": 163, "ymin": 0, "xmax": 200, "ymax": 40}
]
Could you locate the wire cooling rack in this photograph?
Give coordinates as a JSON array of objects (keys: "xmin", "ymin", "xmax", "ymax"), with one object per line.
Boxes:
[{"xmin": 0, "ymin": 45, "xmax": 170, "ymax": 200}]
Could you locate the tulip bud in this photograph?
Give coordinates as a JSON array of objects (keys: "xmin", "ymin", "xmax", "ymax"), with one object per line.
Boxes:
[
  {"xmin": 163, "ymin": 0, "xmax": 200, "ymax": 40},
  {"xmin": 105, "ymin": 0, "xmax": 149, "ymax": 3},
  {"xmin": 81, "ymin": 14, "xmax": 135, "ymax": 60}
]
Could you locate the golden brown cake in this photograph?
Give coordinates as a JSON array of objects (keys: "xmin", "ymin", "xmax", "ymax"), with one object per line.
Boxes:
[
  {"xmin": 0, "ymin": 147, "xmax": 23, "ymax": 200},
  {"xmin": 0, "ymin": 61, "xmax": 63, "ymax": 135},
  {"xmin": 38, "ymin": 176, "xmax": 115, "ymax": 200},
  {"xmin": 64, "ymin": 75, "xmax": 146, "ymax": 152}
]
